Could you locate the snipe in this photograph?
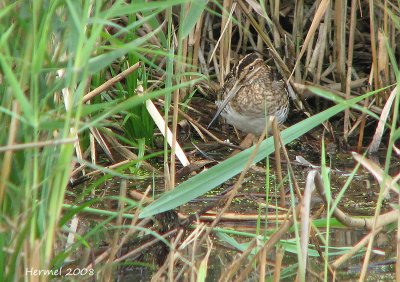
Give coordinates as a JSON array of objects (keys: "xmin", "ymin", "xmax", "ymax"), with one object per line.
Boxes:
[{"xmin": 208, "ymin": 53, "xmax": 289, "ymax": 135}]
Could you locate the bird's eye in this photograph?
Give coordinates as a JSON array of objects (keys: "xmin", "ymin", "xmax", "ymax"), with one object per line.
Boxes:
[{"xmin": 249, "ymin": 66, "xmax": 254, "ymax": 71}]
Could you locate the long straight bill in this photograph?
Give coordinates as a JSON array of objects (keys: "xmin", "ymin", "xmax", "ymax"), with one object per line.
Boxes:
[{"xmin": 207, "ymin": 80, "xmax": 242, "ymax": 128}]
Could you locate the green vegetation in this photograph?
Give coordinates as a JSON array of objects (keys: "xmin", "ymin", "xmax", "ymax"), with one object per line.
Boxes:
[{"xmin": 0, "ymin": 0, "xmax": 399, "ymax": 281}]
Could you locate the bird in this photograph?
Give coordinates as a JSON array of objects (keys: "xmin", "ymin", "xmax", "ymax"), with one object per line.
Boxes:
[{"xmin": 208, "ymin": 53, "xmax": 289, "ymax": 135}]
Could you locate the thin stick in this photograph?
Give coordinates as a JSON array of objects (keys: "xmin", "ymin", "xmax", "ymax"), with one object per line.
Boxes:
[
  {"xmin": 82, "ymin": 62, "xmax": 142, "ymax": 103},
  {"xmin": 0, "ymin": 137, "xmax": 77, "ymax": 152}
]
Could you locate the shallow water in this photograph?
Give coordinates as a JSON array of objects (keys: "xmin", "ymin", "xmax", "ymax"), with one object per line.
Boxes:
[{"xmin": 65, "ymin": 129, "xmax": 399, "ymax": 281}]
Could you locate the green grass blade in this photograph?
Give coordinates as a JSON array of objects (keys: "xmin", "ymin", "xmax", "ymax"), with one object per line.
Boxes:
[
  {"xmin": 0, "ymin": 53, "xmax": 34, "ymax": 124},
  {"xmin": 180, "ymin": 0, "xmax": 207, "ymax": 38},
  {"xmin": 107, "ymin": 0, "xmax": 191, "ymax": 17},
  {"xmin": 87, "ymin": 26, "xmax": 162, "ymax": 74}
]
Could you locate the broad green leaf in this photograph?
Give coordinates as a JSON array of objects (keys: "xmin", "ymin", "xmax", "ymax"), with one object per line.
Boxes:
[{"xmin": 139, "ymin": 89, "xmax": 380, "ymax": 218}]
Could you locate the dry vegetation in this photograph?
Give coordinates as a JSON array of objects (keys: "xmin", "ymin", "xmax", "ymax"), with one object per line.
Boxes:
[{"xmin": 0, "ymin": 0, "xmax": 399, "ymax": 281}]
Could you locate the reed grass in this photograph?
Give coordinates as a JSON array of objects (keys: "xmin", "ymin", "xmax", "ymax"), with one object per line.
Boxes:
[{"xmin": 0, "ymin": 0, "xmax": 399, "ymax": 281}]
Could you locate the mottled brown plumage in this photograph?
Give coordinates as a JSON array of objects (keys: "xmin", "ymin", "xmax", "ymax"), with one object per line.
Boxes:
[{"xmin": 208, "ymin": 53, "xmax": 289, "ymax": 135}]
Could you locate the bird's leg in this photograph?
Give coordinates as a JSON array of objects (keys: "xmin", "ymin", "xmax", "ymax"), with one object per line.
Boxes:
[{"xmin": 228, "ymin": 133, "xmax": 255, "ymax": 157}]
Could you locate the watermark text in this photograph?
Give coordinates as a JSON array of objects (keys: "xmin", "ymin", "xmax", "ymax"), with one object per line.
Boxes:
[{"xmin": 25, "ymin": 267, "xmax": 94, "ymax": 276}]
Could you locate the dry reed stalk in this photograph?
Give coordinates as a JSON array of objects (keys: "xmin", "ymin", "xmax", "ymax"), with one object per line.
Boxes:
[
  {"xmin": 344, "ymin": 0, "xmax": 358, "ymax": 140},
  {"xmin": 309, "ymin": 213, "xmax": 327, "ymax": 263},
  {"xmin": 220, "ymin": 0, "xmax": 234, "ymax": 80},
  {"xmin": 190, "ymin": 13, "xmax": 203, "ymax": 77},
  {"xmin": 278, "ymin": 127, "xmax": 302, "ymax": 199},
  {"xmin": 180, "ymin": 3, "xmax": 189, "ymax": 89},
  {"xmin": 291, "ymin": 0, "xmax": 330, "ymax": 82},
  {"xmin": 89, "ymin": 128, "xmax": 96, "ymax": 173},
  {"xmin": 237, "ymin": 0, "xmax": 290, "ymax": 79},
  {"xmin": 82, "ymin": 62, "xmax": 142, "ymax": 103},
  {"xmin": 170, "ymin": 88, "xmax": 180, "ymax": 189},
  {"xmin": 70, "ymin": 160, "xmax": 146, "ymax": 181},
  {"xmin": 90, "ymin": 127, "xmax": 114, "ymax": 161},
  {"xmin": 356, "ymin": 96, "xmax": 370, "ymax": 153},
  {"xmin": 170, "ymin": 6, "xmax": 187, "ymax": 190},
  {"xmin": 273, "ymin": 246, "xmax": 283, "ymax": 282},
  {"xmin": 259, "ymin": 245, "xmax": 267, "ymax": 282},
  {"xmin": 0, "ymin": 136, "xmax": 78, "ymax": 153},
  {"xmin": 199, "ymin": 212, "xmax": 287, "ymax": 221},
  {"xmin": 220, "ymin": 239, "xmax": 258, "ymax": 282},
  {"xmin": 306, "ymin": 21, "xmax": 327, "ymax": 83},
  {"xmin": 196, "ymin": 11, "xmax": 207, "ymax": 75},
  {"xmin": 0, "ymin": 101, "xmax": 20, "ymax": 206},
  {"xmin": 298, "ymin": 170, "xmax": 316, "ymax": 280},
  {"xmin": 389, "ymin": 6, "xmax": 396, "ymax": 83},
  {"xmin": 150, "ymin": 254, "xmax": 169, "ymax": 281},
  {"xmin": 382, "ymin": 0, "xmax": 390, "ymax": 88},
  {"xmin": 234, "ymin": 8, "xmax": 244, "ymax": 55},
  {"xmin": 257, "ymin": 15, "xmax": 265, "ymax": 52},
  {"xmin": 206, "ymin": 11, "xmax": 222, "ymax": 83},
  {"xmin": 325, "ymin": 78, "xmax": 367, "ymax": 91},
  {"xmin": 272, "ymin": 118, "xmax": 285, "ymax": 208},
  {"xmin": 334, "ymin": 0, "xmax": 346, "ymax": 92},
  {"xmin": 234, "ymin": 207, "xmax": 298, "ymax": 282},
  {"xmin": 317, "ymin": 7, "xmax": 331, "ymax": 83},
  {"xmin": 304, "ymin": 28, "xmax": 316, "ymax": 78},
  {"xmin": 315, "ymin": 23, "xmax": 328, "ymax": 84},
  {"xmin": 369, "ymin": 0, "xmax": 379, "ymax": 93},
  {"xmin": 272, "ymin": 0, "xmax": 281, "ymax": 50},
  {"xmin": 242, "ymin": 7, "xmax": 251, "ymax": 54},
  {"xmin": 292, "ymin": 0, "xmax": 304, "ymax": 82},
  {"xmin": 377, "ymin": 30, "xmax": 389, "ymax": 94}
]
